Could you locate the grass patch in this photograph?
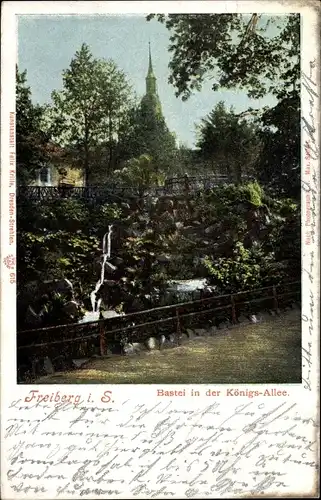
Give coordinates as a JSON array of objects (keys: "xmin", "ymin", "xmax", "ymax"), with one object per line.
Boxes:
[{"xmin": 37, "ymin": 311, "xmax": 301, "ymax": 384}]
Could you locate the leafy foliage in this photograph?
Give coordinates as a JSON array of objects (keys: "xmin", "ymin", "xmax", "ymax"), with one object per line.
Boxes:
[
  {"xmin": 201, "ymin": 182, "xmax": 300, "ymax": 293},
  {"xmin": 147, "ymin": 14, "xmax": 299, "ymax": 100},
  {"xmin": 16, "ymin": 68, "xmax": 50, "ymax": 184},
  {"xmin": 257, "ymin": 91, "xmax": 300, "ymax": 198},
  {"xmin": 18, "ymin": 227, "xmax": 99, "ymax": 289},
  {"xmin": 204, "ymin": 242, "xmax": 263, "ymax": 292},
  {"xmin": 246, "ymin": 181, "xmax": 263, "ymax": 207},
  {"xmin": 199, "ymin": 181, "xmax": 263, "ymax": 211},
  {"xmin": 196, "ymin": 101, "xmax": 261, "ymax": 180},
  {"xmin": 114, "ymin": 154, "xmax": 166, "ymax": 197},
  {"xmin": 17, "ymin": 22, "xmax": 301, "ymax": 327},
  {"xmin": 47, "ymin": 43, "xmax": 135, "ymax": 184},
  {"xmin": 148, "ymin": 13, "xmax": 300, "ymax": 197},
  {"xmin": 17, "ymin": 198, "xmax": 123, "ymax": 328},
  {"xmin": 122, "ymin": 96, "xmax": 178, "ymax": 174},
  {"xmin": 17, "ymin": 179, "xmax": 300, "ymax": 328},
  {"xmin": 118, "ymin": 231, "xmax": 169, "ymax": 311}
]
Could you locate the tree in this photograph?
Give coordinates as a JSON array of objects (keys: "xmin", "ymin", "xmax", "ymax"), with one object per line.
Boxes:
[
  {"xmin": 196, "ymin": 101, "xmax": 261, "ymax": 181},
  {"xmin": 114, "ymin": 154, "xmax": 166, "ymax": 198},
  {"xmin": 121, "ymin": 95, "xmax": 178, "ymax": 175},
  {"xmin": 174, "ymin": 143, "xmax": 198, "ymax": 175},
  {"xmin": 257, "ymin": 90, "xmax": 300, "ymax": 197},
  {"xmin": 114, "ymin": 104, "xmax": 142, "ymax": 164},
  {"xmin": 95, "ymin": 59, "xmax": 137, "ymax": 175},
  {"xmin": 16, "ymin": 68, "xmax": 50, "ymax": 184},
  {"xmin": 148, "ymin": 14, "xmax": 300, "ymax": 196},
  {"xmin": 49, "ymin": 43, "xmax": 134, "ymax": 185}
]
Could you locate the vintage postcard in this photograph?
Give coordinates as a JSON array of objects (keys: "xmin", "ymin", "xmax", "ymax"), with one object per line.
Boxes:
[{"xmin": 1, "ymin": 1, "xmax": 320, "ymax": 498}]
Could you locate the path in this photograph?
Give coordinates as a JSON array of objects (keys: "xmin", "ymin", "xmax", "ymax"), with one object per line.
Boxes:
[{"xmin": 36, "ymin": 310, "xmax": 301, "ymax": 385}]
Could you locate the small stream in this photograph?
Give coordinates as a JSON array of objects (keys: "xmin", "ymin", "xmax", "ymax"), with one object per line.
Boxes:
[
  {"xmin": 79, "ymin": 227, "xmax": 213, "ymax": 324},
  {"xmin": 167, "ymin": 278, "xmax": 208, "ymax": 292},
  {"xmin": 79, "ymin": 279, "xmax": 212, "ymax": 323}
]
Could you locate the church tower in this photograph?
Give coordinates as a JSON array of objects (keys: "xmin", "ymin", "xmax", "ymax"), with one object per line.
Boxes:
[
  {"xmin": 146, "ymin": 42, "xmax": 157, "ymax": 95},
  {"xmin": 134, "ymin": 42, "xmax": 176, "ymax": 172},
  {"xmin": 142, "ymin": 43, "xmax": 162, "ymax": 116}
]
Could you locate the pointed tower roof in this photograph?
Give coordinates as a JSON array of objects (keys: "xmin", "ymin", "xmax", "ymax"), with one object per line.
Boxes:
[
  {"xmin": 145, "ymin": 42, "xmax": 157, "ymax": 97},
  {"xmin": 143, "ymin": 42, "xmax": 162, "ymax": 116},
  {"xmin": 147, "ymin": 41, "xmax": 155, "ymax": 77}
]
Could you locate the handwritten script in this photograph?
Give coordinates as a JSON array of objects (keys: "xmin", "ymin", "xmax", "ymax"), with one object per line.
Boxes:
[
  {"xmin": 3, "ymin": 394, "xmax": 318, "ymax": 498},
  {"xmin": 302, "ymin": 58, "xmax": 319, "ymax": 394}
]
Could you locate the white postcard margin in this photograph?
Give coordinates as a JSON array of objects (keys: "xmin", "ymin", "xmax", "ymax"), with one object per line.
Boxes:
[{"xmin": 1, "ymin": 1, "xmax": 320, "ymax": 499}]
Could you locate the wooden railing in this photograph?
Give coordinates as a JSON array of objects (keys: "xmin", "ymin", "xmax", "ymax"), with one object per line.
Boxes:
[{"xmin": 17, "ymin": 281, "xmax": 300, "ymax": 366}]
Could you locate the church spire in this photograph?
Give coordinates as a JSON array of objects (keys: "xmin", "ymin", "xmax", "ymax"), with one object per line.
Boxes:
[
  {"xmin": 148, "ymin": 41, "xmax": 154, "ymax": 75},
  {"xmin": 146, "ymin": 42, "xmax": 157, "ymax": 95}
]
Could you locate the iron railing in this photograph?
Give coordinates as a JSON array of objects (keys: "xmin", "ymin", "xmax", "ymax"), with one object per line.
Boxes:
[
  {"xmin": 17, "ymin": 174, "xmax": 230, "ymax": 202},
  {"xmin": 17, "ymin": 281, "xmax": 300, "ymax": 365}
]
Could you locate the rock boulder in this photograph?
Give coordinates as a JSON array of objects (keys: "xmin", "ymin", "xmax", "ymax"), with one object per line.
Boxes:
[
  {"xmin": 43, "ymin": 356, "xmax": 55, "ymax": 375},
  {"xmin": 194, "ymin": 328, "xmax": 207, "ymax": 336},
  {"xmin": 145, "ymin": 337, "xmax": 159, "ymax": 350},
  {"xmin": 186, "ymin": 328, "xmax": 195, "ymax": 339}
]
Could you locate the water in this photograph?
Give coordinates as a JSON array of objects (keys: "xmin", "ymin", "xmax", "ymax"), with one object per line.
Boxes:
[
  {"xmin": 167, "ymin": 278, "xmax": 208, "ymax": 293},
  {"xmin": 84, "ymin": 236, "xmax": 210, "ymax": 321},
  {"xmin": 101, "ymin": 310, "xmax": 123, "ymax": 319},
  {"xmin": 64, "ymin": 277, "xmax": 75, "ymax": 299},
  {"xmin": 79, "ymin": 225, "xmax": 119, "ymax": 324},
  {"xmin": 90, "ymin": 225, "xmax": 113, "ymax": 313},
  {"xmin": 153, "ymin": 278, "xmax": 212, "ymax": 306},
  {"xmin": 78, "ymin": 309, "xmax": 123, "ymax": 324},
  {"xmin": 78, "ymin": 311, "xmax": 100, "ymax": 323}
]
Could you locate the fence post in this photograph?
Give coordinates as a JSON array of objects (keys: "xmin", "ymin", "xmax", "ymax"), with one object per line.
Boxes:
[
  {"xmin": 99, "ymin": 322, "xmax": 107, "ymax": 356},
  {"xmin": 272, "ymin": 285, "xmax": 279, "ymax": 312},
  {"xmin": 176, "ymin": 307, "xmax": 181, "ymax": 346},
  {"xmin": 231, "ymin": 295, "xmax": 237, "ymax": 324}
]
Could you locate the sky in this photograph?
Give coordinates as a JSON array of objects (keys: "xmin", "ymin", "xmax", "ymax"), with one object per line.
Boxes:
[{"xmin": 18, "ymin": 15, "xmax": 277, "ymax": 148}]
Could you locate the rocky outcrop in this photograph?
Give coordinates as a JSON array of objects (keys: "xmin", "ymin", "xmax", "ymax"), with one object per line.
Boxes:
[
  {"xmin": 63, "ymin": 300, "xmax": 80, "ymax": 319},
  {"xmin": 19, "ymin": 278, "xmax": 82, "ymax": 330},
  {"xmin": 101, "ymin": 310, "xmax": 123, "ymax": 319},
  {"xmin": 145, "ymin": 337, "xmax": 159, "ymax": 350},
  {"xmin": 123, "ymin": 342, "xmax": 147, "ymax": 355},
  {"xmin": 24, "ymin": 305, "xmax": 44, "ymax": 328}
]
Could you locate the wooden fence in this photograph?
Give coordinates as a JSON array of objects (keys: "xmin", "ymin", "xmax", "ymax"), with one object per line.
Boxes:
[{"xmin": 17, "ymin": 281, "xmax": 300, "ymax": 366}]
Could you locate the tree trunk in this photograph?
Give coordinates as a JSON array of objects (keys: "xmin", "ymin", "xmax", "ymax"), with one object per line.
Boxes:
[
  {"xmin": 84, "ymin": 122, "xmax": 90, "ymax": 186},
  {"xmin": 108, "ymin": 144, "xmax": 113, "ymax": 174},
  {"xmin": 84, "ymin": 146, "xmax": 90, "ymax": 186},
  {"xmin": 108, "ymin": 113, "xmax": 113, "ymax": 174},
  {"xmin": 235, "ymin": 160, "xmax": 242, "ymax": 184}
]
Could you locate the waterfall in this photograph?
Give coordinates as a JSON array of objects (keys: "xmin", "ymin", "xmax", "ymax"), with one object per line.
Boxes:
[
  {"xmin": 90, "ymin": 225, "xmax": 113, "ymax": 313},
  {"xmin": 64, "ymin": 277, "xmax": 75, "ymax": 300}
]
